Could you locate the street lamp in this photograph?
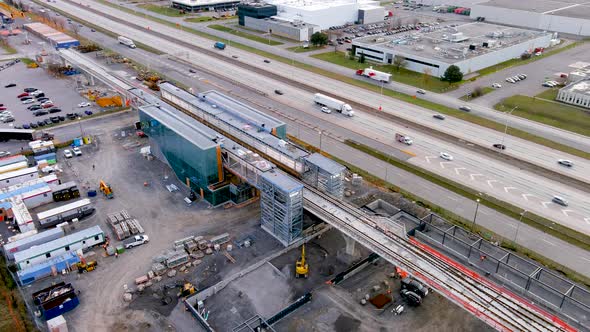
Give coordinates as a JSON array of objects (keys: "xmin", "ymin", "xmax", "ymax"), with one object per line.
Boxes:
[
  {"xmin": 500, "ymin": 106, "xmax": 518, "ymax": 151},
  {"xmin": 77, "ymin": 116, "xmax": 84, "ymax": 138},
  {"xmin": 513, "ymin": 210, "xmax": 527, "ymax": 244},
  {"xmin": 471, "ymin": 198, "xmax": 481, "ymax": 230}
]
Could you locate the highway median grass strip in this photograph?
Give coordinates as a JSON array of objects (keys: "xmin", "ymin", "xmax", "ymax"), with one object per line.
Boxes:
[
  {"xmin": 495, "ymin": 95, "xmax": 590, "ymax": 137},
  {"xmin": 288, "ymin": 135, "xmax": 590, "ymax": 287},
  {"xmin": 208, "ymin": 24, "xmax": 283, "ymax": 46},
  {"xmin": 138, "ymin": 4, "xmax": 186, "ymax": 17},
  {"xmin": 83, "ymin": 0, "xmax": 590, "ymax": 159},
  {"xmin": 287, "ymin": 45, "xmax": 326, "ymax": 53},
  {"xmin": 344, "ymin": 139, "xmax": 590, "ymax": 252}
]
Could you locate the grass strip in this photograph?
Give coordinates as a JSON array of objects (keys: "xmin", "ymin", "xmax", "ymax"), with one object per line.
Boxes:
[
  {"xmin": 459, "ymin": 86, "xmax": 494, "ymax": 101},
  {"xmin": 208, "ymin": 24, "xmax": 283, "ymax": 46},
  {"xmin": 289, "ymin": 135, "xmax": 590, "ymax": 287},
  {"xmin": 344, "ymin": 139, "xmax": 590, "ymax": 251},
  {"xmin": 184, "ymin": 16, "xmax": 213, "ymax": 23},
  {"xmin": 138, "ymin": 4, "xmax": 186, "ymax": 17},
  {"xmin": 81, "ymin": 0, "xmax": 590, "ymax": 159},
  {"xmin": 0, "ymin": 256, "xmax": 36, "ymax": 331},
  {"xmin": 535, "ymin": 88, "xmax": 559, "ymax": 100},
  {"xmin": 19, "ymin": 57, "xmax": 36, "ymax": 65},
  {"xmin": 495, "ymin": 95, "xmax": 590, "ymax": 137},
  {"xmin": 287, "ymin": 45, "xmax": 326, "ymax": 53},
  {"xmin": 0, "ymin": 43, "xmax": 18, "ymax": 55}
]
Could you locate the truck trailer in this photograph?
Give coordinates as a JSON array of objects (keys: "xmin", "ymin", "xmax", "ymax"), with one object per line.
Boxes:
[
  {"xmin": 356, "ymin": 67, "xmax": 391, "ymax": 83},
  {"xmin": 313, "ymin": 93, "xmax": 354, "ymax": 117},
  {"xmin": 117, "ymin": 36, "xmax": 136, "ymax": 48}
]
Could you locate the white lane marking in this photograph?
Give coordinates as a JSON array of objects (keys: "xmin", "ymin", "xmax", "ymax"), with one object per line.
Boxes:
[
  {"xmin": 439, "ymin": 162, "xmax": 452, "ymax": 169},
  {"xmin": 522, "ymin": 194, "xmax": 536, "ymax": 201},
  {"xmin": 581, "ymin": 257, "xmax": 590, "ymax": 263},
  {"xmin": 425, "ymin": 156, "xmax": 436, "ymax": 163},
  {"xmin": 562, "ymin": 210, "xmax": 574, "ymax": 217},
  {"xmin": 504, "ymin": 186, "xmax": 518, "ymax": 193},
  {"xmin": 584, "ymin": 217, "xmax": 590, "ymax": 225},
  {"xmin": 541, "ymin": 202, "xmax": 551, "ymax": 208},
  {"xmin": 542, "ymin": 239, "xmax": 556, "ymax": 246},
  {"xmin": 487, "ymin": 180, "xmax": 498, "ymax": 188},
  {"xmin": 469, "ymin": 173, "xmax": 484, "ymax": 181},
  {"xmin": 454, "ymin": 167, "xmax": 466, "ymax": 175}
]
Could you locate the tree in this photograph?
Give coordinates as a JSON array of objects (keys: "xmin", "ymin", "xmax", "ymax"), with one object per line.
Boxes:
[
  {"xmin": 520, "ymin": 52, "xmax": 532, "ymax": 60},
  {"xmin": 348, "ymin": 49, "xmax": 355, "ymax": 61},
  {"xmin": 70, "ymin": 22, "xmax": 81, "ymax": 37},
  {"xmin": 471, "ymin": 86, "xmax": 483, "ymax": 98},
  {"xmin": 359, "ymin": 52, "xmax": 365, "ymax": 64},
  {"xmin": 310, "ymin": 32, "xmax": 328, "ymax": 47},
  {"xmin": 442, "ymin": 65, "xmax": 463, "ymax": 84},
  {"xmin": 392, "ymin": 55, "xmax": 407, "ymax": 72}
]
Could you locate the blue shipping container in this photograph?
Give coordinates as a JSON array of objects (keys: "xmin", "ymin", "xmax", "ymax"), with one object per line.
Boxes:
[{"xmin": 43, "ymin": 296, "xmax": 79, "ymax": 320}]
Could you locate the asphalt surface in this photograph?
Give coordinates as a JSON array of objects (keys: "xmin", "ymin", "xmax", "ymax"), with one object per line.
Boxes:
[
  {"xmin": 104, "ymin": 0, "xmax": 590, "ymax": 154},
  {"xmin": 15, "ymin": 0, "xmax": 590, "ymax": 276},
  {"xmin": 35, "ymin": 0, "xmax": 590, "ymax": 234}
]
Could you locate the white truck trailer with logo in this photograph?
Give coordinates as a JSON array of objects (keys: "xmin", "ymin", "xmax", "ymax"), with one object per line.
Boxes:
[
  {"xmin": 313, "ymin": 93, "xmax": 354, "ymax": 117},
  {"xmin": 117, "ymin": 36, "xmax": 136, "ymax": 48},
  {"xmin": 356, "ymin": 67, "xmax": 391, "ymax": 83}
]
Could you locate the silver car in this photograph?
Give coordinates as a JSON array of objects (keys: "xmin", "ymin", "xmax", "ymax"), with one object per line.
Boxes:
[{"xmin": 552, "ymin": 196, "xmax": 568, "ymax": 206}]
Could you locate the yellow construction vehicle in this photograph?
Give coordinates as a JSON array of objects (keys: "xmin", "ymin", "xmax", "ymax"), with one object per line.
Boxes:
[
  {"xmin": 77, "ymin": 260, "xmax": 97, "ymax": 273},
  {"xmin": 177, "ymin": 282, "xmax": 196, "ymax": 298},
  {"xmin": 295, "ymin": 244, "xmax": 309, "ymax": 278},
  {"xmin": 99, "ymin": 180, "xmax": 114, "ymax": 199}
]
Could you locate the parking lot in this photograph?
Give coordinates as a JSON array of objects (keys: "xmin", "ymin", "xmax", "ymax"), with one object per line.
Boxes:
[{"xmin": 0, "ymin": 60, "xmax": 99, "ymax": 129}]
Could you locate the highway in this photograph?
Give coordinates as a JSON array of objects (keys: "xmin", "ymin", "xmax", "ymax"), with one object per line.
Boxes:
[
  {"xmin": 42, "ymin": 0, "xmax": 590, "ymax": 233},
  {"xmin": 110, "ymin": 0, "xmax": 590, "ymax": 154}
]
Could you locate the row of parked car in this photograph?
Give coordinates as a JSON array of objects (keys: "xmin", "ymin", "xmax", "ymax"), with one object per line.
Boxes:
[
  {"xmin": 542, "ymin": 80, "xmax": 561, "ymax": 87},
  {"xmin": 505, "ymin": 73, "xmax": 527, "ymax": 84}
]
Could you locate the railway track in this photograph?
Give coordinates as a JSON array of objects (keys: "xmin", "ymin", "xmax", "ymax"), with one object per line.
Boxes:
[{"xmin": 302, "ymin": 184, "xmax": 575, "ymax": 332}]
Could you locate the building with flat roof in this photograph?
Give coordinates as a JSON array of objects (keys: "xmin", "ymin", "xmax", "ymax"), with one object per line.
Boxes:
[
  {"xmin": 23, "ymin": 22, "xmax": 79, "ymax": 49},
  {"xmin": 244, "ymin": 16, "xmax": 320, "ymax": 41},
  {"xmin": 469, "ymin": 0, "xmax": 590, "ymax": 36},
  {"xmin": 170, "ymin": 0, "xmax": 240, "ymax": 12},
  {"xmin": 557, "ymin": 79, "xmax": 590, "ymax": 109},
  {"xmin": 352, "ymin": 22, "xmax": 553, "ymax": 77}
]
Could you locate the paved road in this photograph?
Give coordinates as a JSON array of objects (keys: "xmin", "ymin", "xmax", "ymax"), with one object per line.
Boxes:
[
  {"xmin": 41, "ymin": 0, "xmax": 590, "ymax": 233},
  {"xmin": 100, "ymin": 0, "xmax": 590, "ymax": 154},
  {"xmin": 13, "ymin": 10, "xmax": 588, "ymax": 278}
]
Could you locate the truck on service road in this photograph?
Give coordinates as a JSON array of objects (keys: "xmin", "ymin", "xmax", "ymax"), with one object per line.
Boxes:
[
  {"xmin": 395, "ymin": 133, "xmax": 413, "ymax": 145},
  {"xmin": 356, "ymin": 67, "xmax": 391, "ymax": 83},
  {"xmin": 118, "ymin": 36, "xmax": 136, "ymax": 48},
  {"xmin": 313, "ymin": 93, "xmax": 354, "ymax": 117},
  {"xmin": 214, "ymin": 42, "xmax": 226, "ymax": 50}
]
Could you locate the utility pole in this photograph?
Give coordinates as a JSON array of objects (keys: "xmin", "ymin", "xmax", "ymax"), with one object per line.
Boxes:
[{"xmin": 471, "ymin": 198, "xmax": 481, "ymax": 230}]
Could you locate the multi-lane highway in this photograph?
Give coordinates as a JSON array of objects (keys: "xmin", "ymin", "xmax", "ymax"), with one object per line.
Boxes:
[{"xmin": 41, "ymin": 0, "xmax": 590, "ymax": 233}]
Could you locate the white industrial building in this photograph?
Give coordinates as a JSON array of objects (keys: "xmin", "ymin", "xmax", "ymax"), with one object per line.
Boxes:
[
  {"xmin": 352, "ymin": 22, "xmax": 554, "ymax": 77},
  {"xmin": 557, "ymin": 79, "xmax": 590, "ymax": 109},
  {"xmin": 244, "ymin": 16, "xmax": 321, "ymax": 41},
  {"xmin": 170, "ymin": 0, "xmax": 240, "ymax": 12},
  {"xmin": 264, "ymin": 0, "xmax": 386, "ymax": 30}
]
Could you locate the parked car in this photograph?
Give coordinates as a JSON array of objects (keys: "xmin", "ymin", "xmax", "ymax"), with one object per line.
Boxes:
[
  {"xmin": 4, "ymin": 83, "xmax": 16, "ymax": 88},
  {"xmin": 17, "ymin": 92, "xmax": 29, "ymax": 98},
  {"xmin": 0, "ymin": 107, "xmax": 6, "ymax": 111},
  {"xmin": 50, "ymin": 116, "xmax": 60, "ymax": 123},
  {"xmin": 491, "ymin": 83, "xmax": 502, "ymax": 88},
  {"xmin": 439, "ymin": 152, "xmax": 453, "ymax": 161},
  {"xmin": 66, "ymin": 113, "xmax": 78, "ymax": 120},
  {"xmin": 42, "ymin": 103, "xmax": 55, "ymax": 109},
  {"xmin": 22, "ymin": 99, "xmax": 35, "ymax": 104},
  {"xmin": 78, "ymin": 102, "xmax": 91, "ymax": 108},
  {"xmin": 28, "ymin": 104, "xmax": 41, "ymax": 110},
  {"xmin": 274, "ymin": 90, "xmax": 283, "ymax": 95},
  {"xmin": 35, "ymin": 93, "xmax": 46, "ymax": 99},
  {"xmin": 37, "ymin": 97, "xmax": 50, "ymax": 103},
  {"xmin": 30, "ymin": 90, "xmax": 44, "ymax": 96},
  {"xmin": 49, "ymin": 108, "xmax": 62, "ymax": 113},
  {"xmin": 58, "ymin": 115, "xmax": 66, "ymax": 121},
  {"xmin": 63, "ymin": 149, "xmax": 73, "ymax": 158},
  {"xmin": 37, "ymin": 120, "xmax": 46, "ymax": 127},
  {"xmin": 552, "ymin": 196, "xmax": 568, "ymax": 206},
  {"xmin": 22, "ymin": 123, "xmax": 31, "ymax": 129},
  {"xmin": 0, "ymin": 151, "xmax": 11, "ymax": 158},
  {"xmin": 458, "ymin": 105, "xmax": 472, "ymax": 112},
  {"xmin": 263, "ymin": 59, "xmax": 271, "ymax": 63},
  {"xmin": 84, "ymin": 110, "xmax": 93, "ymax": 115},
  {"xmin": 29, "ymin": 122, "xmax": 38, "ymax": 129},
  {"xmin": 558, "ymin": 159, "xmax": 574, "ymax": 167},
  {"xmin": 72, "ymin": 147, "xmax": 82, "ymax": 156},
  {"xmin": 33, "ymin": 110, "xmax": 48, "ymax": 116},
  {"xmin": 493, "ymin": 144, "xmax": 506, "ymax": 150},
  {"xmin": 2, "ymin": 116, "xmax": 15, "ymax": 123},
  {"xmin": 20, "ymin": 96, "xmax": 33, "ymax": 101},
  {"xmin": 124, "ymin": 235, "xmax": 149, "ymax": 249},
  {"xmin": 23, "ymin": 88, "xmax": 37, "ymax": 93}
]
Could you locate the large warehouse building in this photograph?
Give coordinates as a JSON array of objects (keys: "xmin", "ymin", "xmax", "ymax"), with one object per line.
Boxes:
[
  {"xmin": 352, "ymin": 22, "xmax": 554, "ymax": 77},
  {"xmin": 170, "ymin": 0, "xmax": 240, "ymax": 12},
  {"xmin": 469, "ymin": 0, "xmax": 590, "ymax": 36}
]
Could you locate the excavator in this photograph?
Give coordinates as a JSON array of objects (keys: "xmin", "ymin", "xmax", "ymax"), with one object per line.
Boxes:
[
  {"xmin": 177, "ymin": 282, "xmax": 196, "ymax": 298},
  {"xmin": 295, "ymin": 244, "xmax": 309, "ymax": 278},
  {"xmin": 99, "ymin": 180, "xmax": 114, "ymax": 199}
]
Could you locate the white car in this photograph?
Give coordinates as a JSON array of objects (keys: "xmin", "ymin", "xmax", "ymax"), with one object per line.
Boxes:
[
  {"xmin": 30, "ymin": 90, "xmax": 44, "ymax": 96},
  {"xmin": 72, "ymin": 147, "xmax": 82, "ymax": 156},
  {"xmin": 63, "ymin": 149, "xmax": 73, "ymax": 158},
  {"xmin": 552, "ymin": 196, "xmax": 568, "ymax": 207},
  {"xmin": 321, "ymin": 106, "xmax": 332, "ymax": 114},
  {"xmin": 416, "ymin": 89, "xmax": 426, "ymax": 94},
  {"xmin": 0, "ymin": 151, "xmax": 11, "ymax": 158},
  {"xmin": 492, "ymin": 83, "xmax": 502, "ymax": 88},
  {"xmin": 558, "ymin": 159, "xmax": 573, "ymax": 167},
  {"xmin": 41, "ymin": 100, "xmax": 54, "ymax": 105},
  {"xmin": 22, "ymin": 99, "xmax": 35, "ymax": 104},
  {"xmin": 78, "ymin": 102, "xmax": 91, "ymax": 108},
  {"xmin": 440, "ymin": 152, "xmax": 453, "ymax": 161}
]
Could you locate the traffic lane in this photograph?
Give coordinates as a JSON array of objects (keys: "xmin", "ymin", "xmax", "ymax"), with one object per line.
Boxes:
[{"xmin": 54, "ymin": 0, "xmax": 590, "ymax": 179}]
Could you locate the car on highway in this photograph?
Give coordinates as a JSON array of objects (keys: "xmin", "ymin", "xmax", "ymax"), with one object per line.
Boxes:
[
  {"xmin": 493, "ymin": 144, "xmax": 506, "ymax": 150},
  {"xmin": 416, "ymin": 89, "xmax": 426, "ymax": 94},
  {"xmin": 72, "ymin": 147, "xmax": 82, "ymax": 156},
  {"xmin": 23, "ymin": 88, "xmax": 37, "ymax": 93},
  {"xmin": 439, "ymin": 152, "xmax": 453, "ymax": 161},
  {"xmin": 321, "ymin": 106, "xmax": 332, "ymax": 114},
  {"xmin": 558, "ymin": 159, "xmax": 574, "ymax": 167},
  {"xmin": 458, "ymin": 105, "xmax": 472, "ymax": 112},
  {"xmin": 232, "ymin": 55, "xmax": 238, "ymax": 59},
  {"xmin": 91, "ymin": 29, "xmax": 96, "ymax": 32},
  {"xmin": 274, "ymin": 90, "xmax": 283, "ymax": 95},
  {"xmin": 22, "ymin": 99, "xmax": 35, "ymax": 104},
  {"xmin": 188, "ymin": 68, "xmax": 196, "ymax": 73},
  {"xmin": 4, "ymin": 83, "xmax": 16, "ymax": 88},
  {"xmin": 63, "ymin": 149, "xmax": 73, "ymax": 158},
  {"xmin": 433, "ymin": 114, "xmax": 445, "ymax": 120},
  {"xmin": 263, "ymin": 59, "xmax": 271, "ymax": 63},
  {"xmin": 78, "ymin": 102, "xmax": 91, "ymax": 108},
  {"xmin": 552, "ymin": 196, "xmax": 568, "ymax": 207},
  {"xmin": 0, "ymin": 151, "xmax": 11, "ymax": 158},
  {"xmin": 492, "ymin": 83, "xmax": 502, "ymax": 88}
]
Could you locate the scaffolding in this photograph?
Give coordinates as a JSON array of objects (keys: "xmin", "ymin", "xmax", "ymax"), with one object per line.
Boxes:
[
  {"xmin": 260, "ymin": 171, "xmax": 303, "ymax": 247},
  {"xmin": 303, "ymin": 153, "xmax": 346, "ymax": 199}
]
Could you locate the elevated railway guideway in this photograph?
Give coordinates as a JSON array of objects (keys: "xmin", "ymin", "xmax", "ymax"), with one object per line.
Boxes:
[{"xmin": 303, "ymin": 185, "xmax": 576, "ymax": 332}]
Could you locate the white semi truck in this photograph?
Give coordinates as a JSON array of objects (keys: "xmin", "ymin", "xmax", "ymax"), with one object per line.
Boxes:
[
  {"xmin": 118, "ymin": 36, "xmax": 136, "ymax": 48},
  {"xmin": 356, "ymin": 67, "xmax": 391, "ymax": 83},
  {"xmin": 313, "ymin": 93, "xmax": 354, "ymax": 117},
  {"xmin": 395, "ymin": 133, "xmax": 413, "ymax": 145}
]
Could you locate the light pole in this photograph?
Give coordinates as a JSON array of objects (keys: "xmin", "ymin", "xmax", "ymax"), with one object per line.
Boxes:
[
  {"xmin": 78, "ymin": 116, "xmax": 84, "ymax": 138},
  {"xmin": 501, "ymin": 106, "xmax": 518, "ymax": 150},
  {"xmin": 471, "ymin": 198, "xmax": 481, "ymax": 230},
  {"xmin": 513, "ymin": 210, "xmax": 527, "ymax": 244}
]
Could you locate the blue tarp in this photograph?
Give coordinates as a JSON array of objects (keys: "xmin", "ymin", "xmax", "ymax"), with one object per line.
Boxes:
[{"xmin": 34, "ymin": 152, "xmax": 56, "ymax": 161}]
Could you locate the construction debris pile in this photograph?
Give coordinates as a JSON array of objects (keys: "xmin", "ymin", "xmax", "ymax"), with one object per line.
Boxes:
[{"xmin": 106, "ymin": 210, "xmax": 144, "ymax": 240}]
